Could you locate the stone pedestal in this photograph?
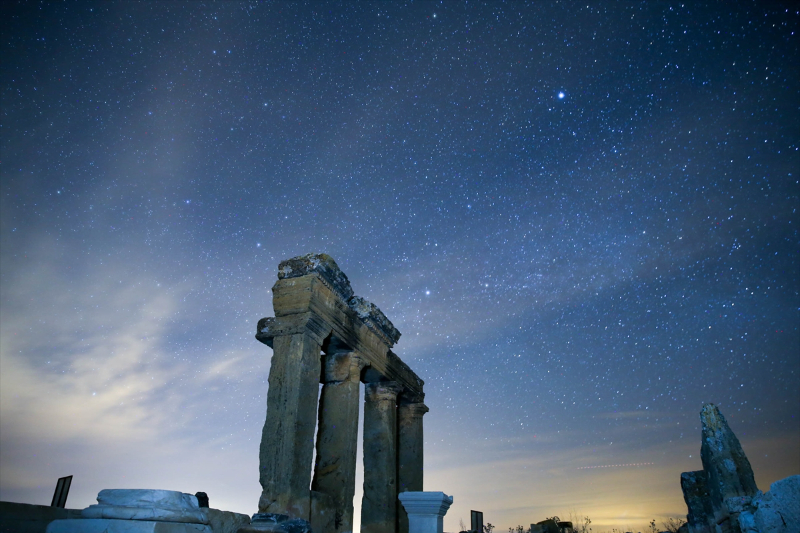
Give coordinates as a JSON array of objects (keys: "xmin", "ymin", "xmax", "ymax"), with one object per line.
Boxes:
[
  {"xmin": 397, "ymin": 402, "xmax": 428, "ymax": 533},
  {"xmin": 312, "ymin": 352, "xmax": 367, "ymax": 533},
  {"xmin": 361, "ymin": 382, "xmax": 402, "ymax": 533},
  {"xmin": 258, "ymin": 329, "xmax": 326, "ymax": 519},
  {"xmin": 46, "ymin": 489, "xmax": 211, "ymax": 533},
  {"xmin": 397, "ymin": 492, "xmax": 453, "ymax": 533}
]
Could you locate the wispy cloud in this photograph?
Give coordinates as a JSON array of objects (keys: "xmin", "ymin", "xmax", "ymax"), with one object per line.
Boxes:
[{"xmin": 0, "ymin": 240, "xmax": 264, "ymax": 511}]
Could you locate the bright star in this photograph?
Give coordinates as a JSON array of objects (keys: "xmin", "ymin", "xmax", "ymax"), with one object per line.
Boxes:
[{"xmin": 558, "ymin": 92, "xmax": 565, "ymax": 99}]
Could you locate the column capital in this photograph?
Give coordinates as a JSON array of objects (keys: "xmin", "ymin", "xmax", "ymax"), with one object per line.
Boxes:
[
  {"xmin": 257, "ymin": 312, "xmax": 332, "ymax": 348},
  {"xmin": 398, "ymin": 402, "xmax": 429, "ymax": 418},
  {"xmin": 365, "ymin": 381, "xmax": 403, "ymax": 403},
  {"xmin": 323, "ymin": 351, "xmax": 369, "ymax": 383}
]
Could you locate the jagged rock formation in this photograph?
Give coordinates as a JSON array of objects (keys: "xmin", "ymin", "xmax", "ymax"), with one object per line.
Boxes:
[
  {"xmin": 738, "ymin": 475, "xmax": 800, "ymax": 533},
  {"xmin": 681, "ymin": 404, "xmax": 799, "ymax": 533},
  {"xmin": 700, "ymin": 404, "xmax": 758, "ymax": 510},
  {"xmin": 681, "ymin": 470, "xmax": 715, "ymax": 533}
]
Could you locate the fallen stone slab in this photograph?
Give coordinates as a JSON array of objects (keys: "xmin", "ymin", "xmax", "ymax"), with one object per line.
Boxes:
[{"xmin": 46, "ymin": 489, "xmax": 211, "ymax": 533}]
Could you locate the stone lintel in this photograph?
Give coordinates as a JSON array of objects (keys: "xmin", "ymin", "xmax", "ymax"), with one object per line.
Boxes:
[
  {"xmin": 347, "ymin": 295, "xmax": 401, "ymax": 347},
  {"xmin": 276, "ymin": 254, "xmax": 400, "ymax": 345},
  {"xmin": 271, "ymin": 274, "xmax": 399, "ymax": 348},
  {"xmin": 278, "ymin": 254, "xmax": 355, "ymax": 303},
  {"xmin": 259, "ymin": 275, "xmax": 423, "ymax": 397}
]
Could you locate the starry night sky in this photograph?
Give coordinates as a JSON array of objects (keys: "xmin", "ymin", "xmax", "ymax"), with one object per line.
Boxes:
[{"xmin": 1, "ymin": 2, "xmax": 798, "ymax": 531}]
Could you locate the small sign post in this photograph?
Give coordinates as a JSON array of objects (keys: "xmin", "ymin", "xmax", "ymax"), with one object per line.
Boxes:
[
  {"xmin": 471, "ymin": 510, "xmax": 484, "ymax": 533},
  {"xmin": 51, "ymin": 475, "xmax": 73, "ymax": 508}
]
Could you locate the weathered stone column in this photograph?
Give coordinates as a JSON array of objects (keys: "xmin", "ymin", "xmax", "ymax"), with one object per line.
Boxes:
[
  {"xmin": 361, "ymin": 382, "xmax": 403, "ymax": 533},
  {"xmin": 311, "ymin": 352, "xmax": 368, "ymax": 533},
  {"xmin": 397, "ymin": 401, "xmax": 428, "ymax": 533},
  {"xmin": 257, "ymin": 328, "xmax": 325, "ymax": 520}
]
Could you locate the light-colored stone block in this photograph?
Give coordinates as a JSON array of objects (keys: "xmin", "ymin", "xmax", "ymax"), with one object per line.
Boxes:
[
  {"xmin": 398, "ymin": 492, "xmax": 453, "ymax": 533},
  {"xmin": 46, "ymin": 518, "xmax": 211, "ymax": 533},
  {"xmin": 94, "ymin": 489, "xmax": 201, "ymax": 510},
  {"xmin": 81, "ymin": 489, "xmax": 208, "ymax": 524}
]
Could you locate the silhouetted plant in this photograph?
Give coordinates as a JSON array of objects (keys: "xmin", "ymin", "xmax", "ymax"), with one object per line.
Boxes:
[{"xmin": 660, "ymin": 518, "xmax": 685, "ymax": 533}]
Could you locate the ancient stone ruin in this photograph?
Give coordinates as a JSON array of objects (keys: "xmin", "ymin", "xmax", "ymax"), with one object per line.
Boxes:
[
  {"xmin": 680, "ymin": 404, "xmax": 799, "ymax": 533},
  {"xmin": 241, "ymin": 254, "xmax": 428, "ymax": 533}
]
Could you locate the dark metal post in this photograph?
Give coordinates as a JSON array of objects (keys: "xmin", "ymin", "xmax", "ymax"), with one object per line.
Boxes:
[{"xmin": 51, "ymin": 475, "xmax": 73, "ymax": 508}]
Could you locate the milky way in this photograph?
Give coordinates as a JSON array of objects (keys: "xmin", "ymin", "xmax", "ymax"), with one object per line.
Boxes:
[{"xmin": 1, "ymin": 3, "xmax": 797, "ymax": 530}]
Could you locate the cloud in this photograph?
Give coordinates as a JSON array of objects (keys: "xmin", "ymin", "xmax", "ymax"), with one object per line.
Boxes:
[{"xmin": 0, "ymin": 251, "xmax": 186, "ymax": 489}]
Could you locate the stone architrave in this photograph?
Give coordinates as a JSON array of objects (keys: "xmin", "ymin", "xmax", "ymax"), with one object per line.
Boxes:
[
  {"xmin": 700, "ymin": 404, "xmax": 758, "ymax": 532},
  {"xmin": 361, "ymin": 381, "xmax": 403, "ymax": 533},
  {"xmin": 397, "ymin": 401, "xmax": 429, "ymax": 533},
  {"xmin": 312, "ymin": 351, "xmax": 368, "ymax": 533},
  {"xmin": 397, "ymin": 492, "xmax": 452, "ymax": 533},
  {"xmin": 680, "ymin": 471, "xmax": 714, "ymax": 533},
  {"xmin": 257, "ymin": 321, "xmax": 329, "ymax": 520}
]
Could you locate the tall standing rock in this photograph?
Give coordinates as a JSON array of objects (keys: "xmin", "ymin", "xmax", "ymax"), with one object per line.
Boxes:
[{"xmin": 699, "ymin": 404, "xmax": 758, "ymax": 532}]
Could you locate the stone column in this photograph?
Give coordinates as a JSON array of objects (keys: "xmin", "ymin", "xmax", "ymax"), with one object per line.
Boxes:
[
  {"xmin": 311, "ymin": 352, "xmax": 367, "ymax": 533},
  {"xmin": 397, "ymin": 401, "xmax": 428, "ymax": 533},
  {"xmin": 257, "ymin": 330, "xmax": 324, "ymax": 520},
  {"xmin": 397, "ymin": 492, "xmax": 452, "ymax": 533},
  {"xmin": 361, "ymin": 382, "xmax": 403, "ymax": 533}
]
